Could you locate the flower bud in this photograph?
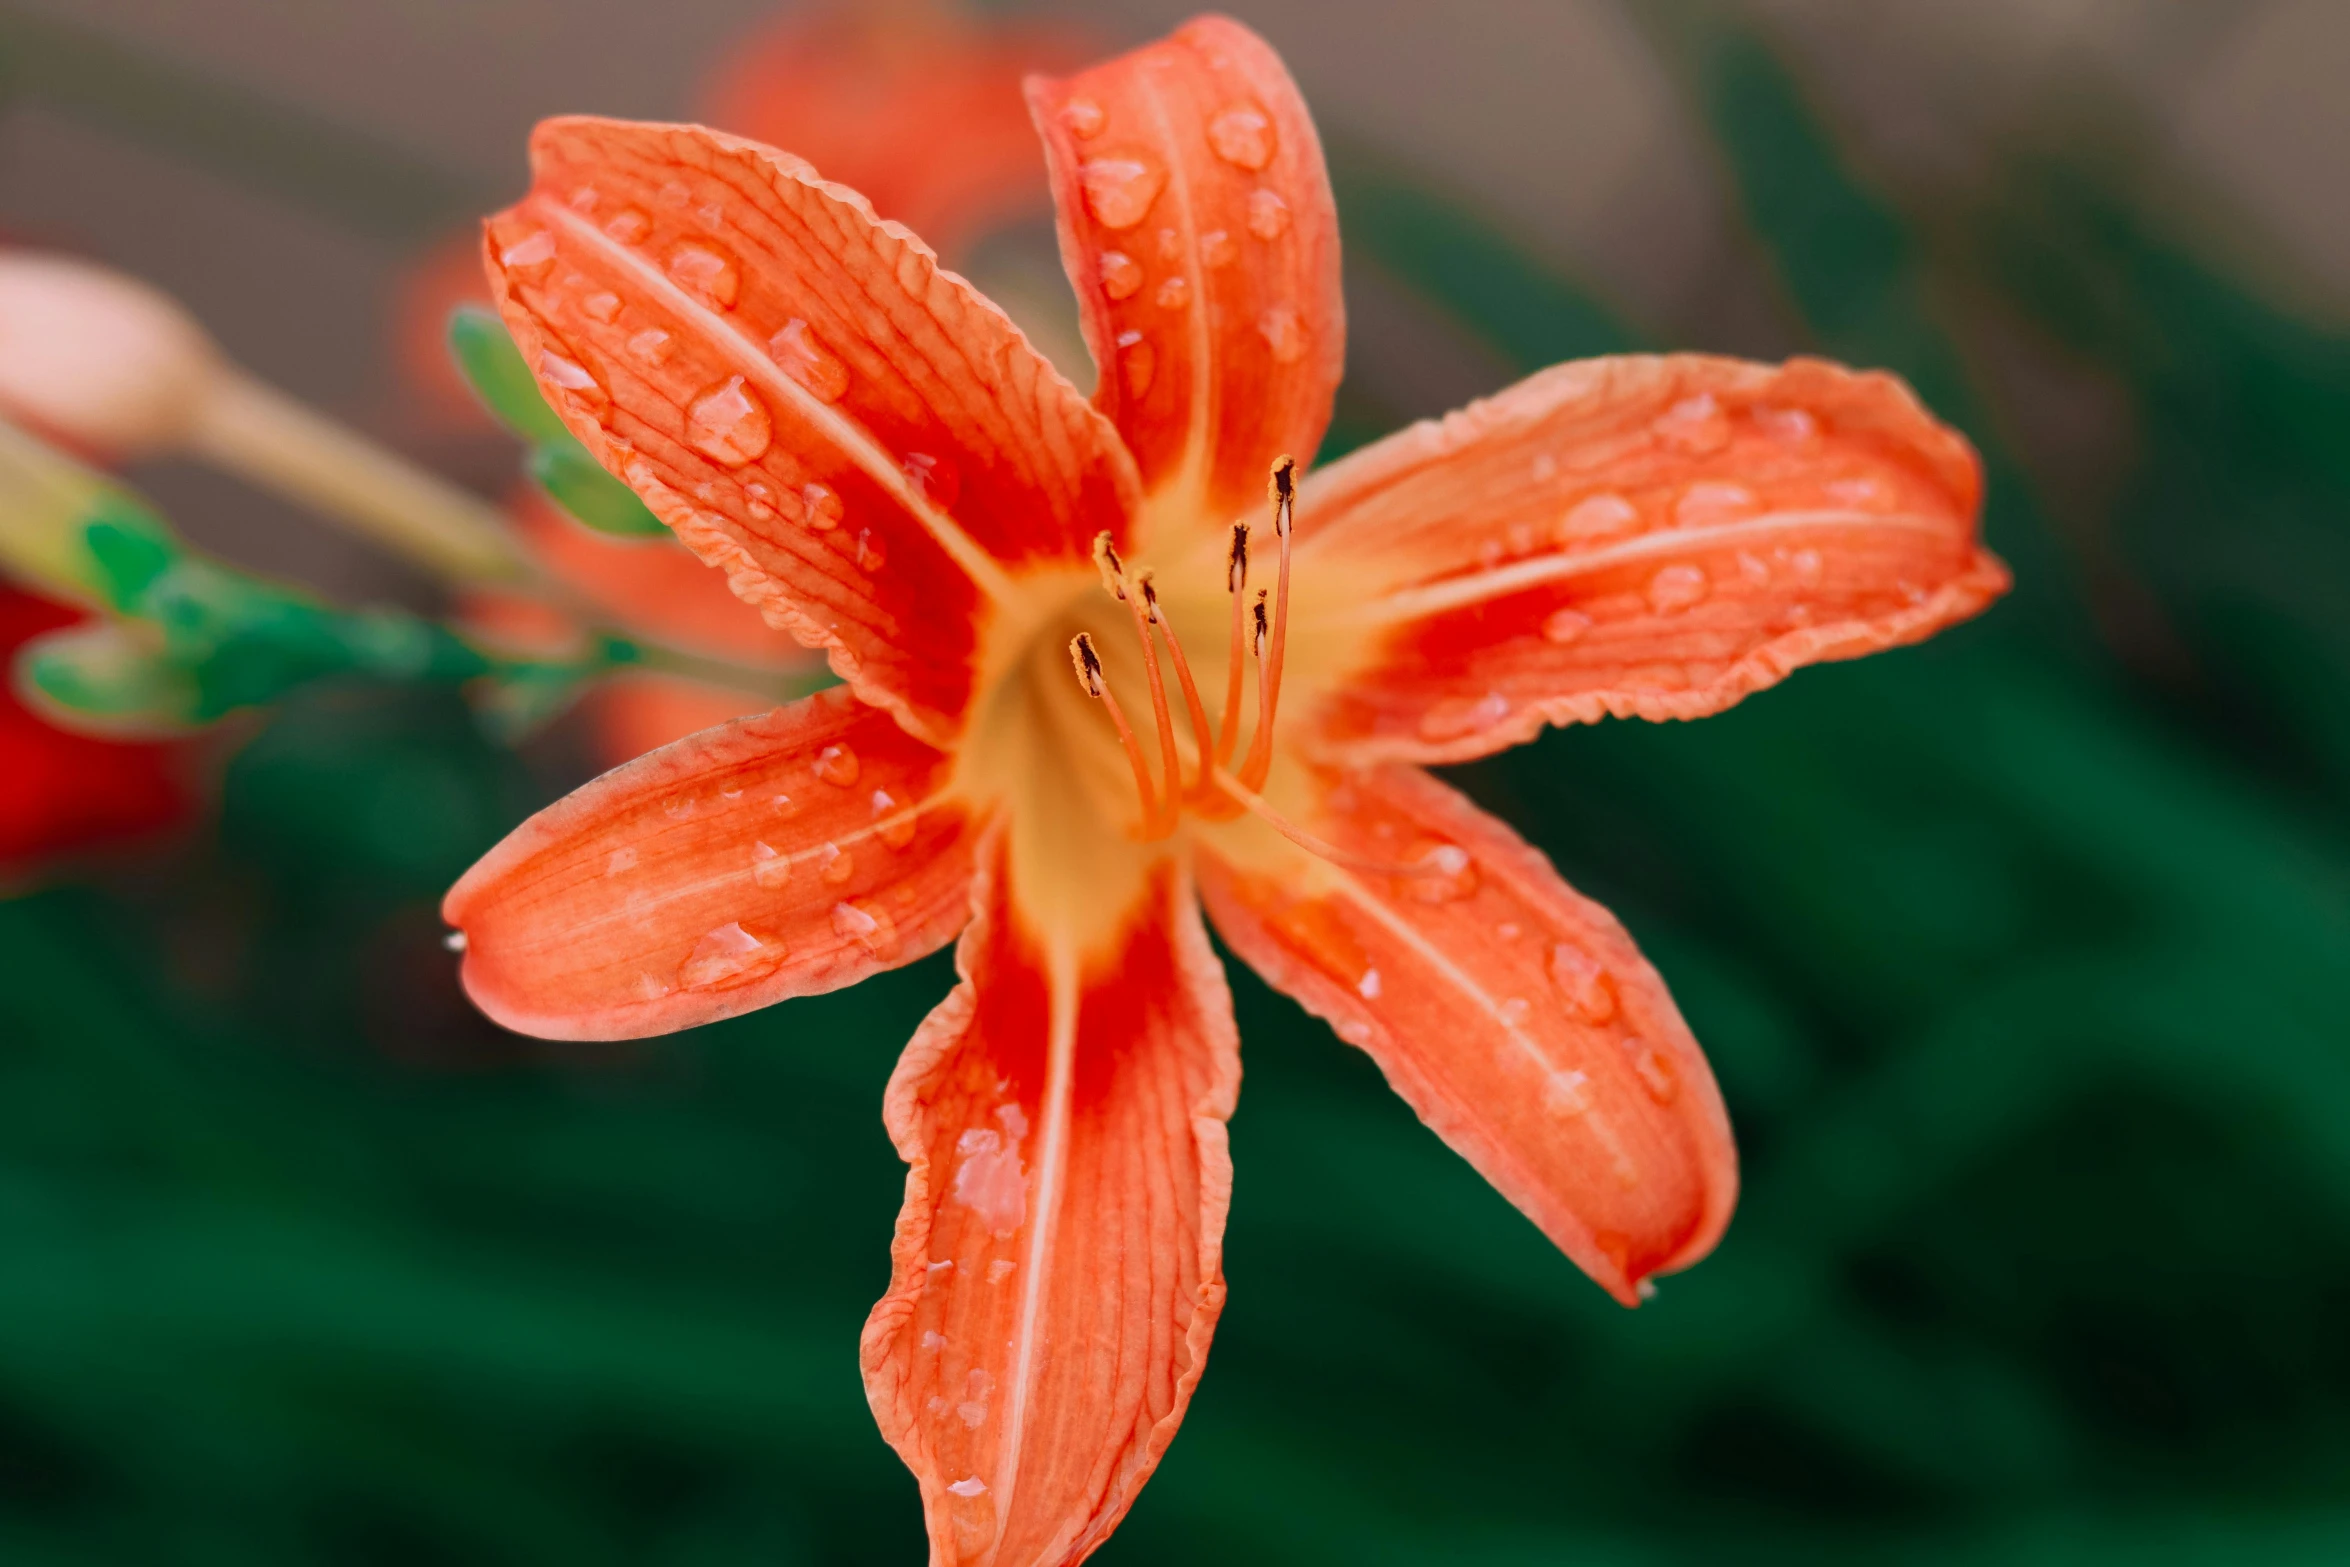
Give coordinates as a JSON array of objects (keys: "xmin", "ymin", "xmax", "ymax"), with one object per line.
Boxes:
[{"xmin": 0, "ymin": 250, "xmax": 220, "ymax": 460}]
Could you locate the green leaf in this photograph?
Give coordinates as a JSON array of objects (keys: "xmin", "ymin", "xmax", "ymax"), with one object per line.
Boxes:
[
  {"xmin": 527, "ymin": 439, "xmax": 668, "ymax": 538},
  {"xmin": 446, "ymin": 304, "xmax": 569, "ymax": 444}
]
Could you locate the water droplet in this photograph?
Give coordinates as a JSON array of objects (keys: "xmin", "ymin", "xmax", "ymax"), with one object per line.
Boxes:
[
  {"xmin": 1498, "ymin": 922, "xmax": 1523, "ymax": 941},
  {"xmin": 1207, "ymin": 102, "xmax": 1277, "ymax": 169},
  {"xmin": 1675, "ymin": 482, "xmax": 1754, "ymax": 526},
  {"xmin": 1557, "ymin": 492, "xmax": 1640, "ymax": 542},
  {"xmin": 921, "ymin": 1330, "xmax": 948, "ymax": 1350},
  {"xmin": 1338, "ymin": 1019, "xmax": 1373, "ymax": 1045},
  {"xmin": 626, "ymin": 327, "xmax": 672, "ymax": 364},
  {"xmin": 1736, "ymin": 551, "xmax": 1771, "ymax": 586},
  {"xmin": 816, "ymin": 840, "xmax": 855, "ymax": 885},
  {"xmin": 813, "ymin": 743, "xmax": 860, "ymax": 786},
  {"xmin": 800, "ymin": 482, "xmax": 843, "ymax": 530},
  {"xmin": 1827, "ymin": 477, "xmax": 1885, "ymax": 507},
  {"xmin": 1059, "ymin": 97, "xmax": 1106, "ymax": 138},
  {"xmin": 444, "ymin": 930, "xmax": 467, "ymax": 952},
  {"xmin": 657, "ymin": 180, "xmax": 692, "ymax": 208},
  {"xmin": 539, "ymin": 350, "xmax": 599, "ymax": 393},
  {"xmin": 1542, "ymin": 607, "xmax": 1593, "ymax": 644},
  {"xmin": 833, "ymin": 898, "xmax": 898, "ymax": 958},
  {"xmin": 1098, "ymin": 249, "xmax": 1143, "ymax": 300},
  {"xmin": 872, "ymin": 789, "xmax": 917, "ymax": 848},
  {"xmin": 1117, "ymin": 329, "xmax": 1155, "ymax": 397},
  {"xmin": 1626, "ymin": 1038, "xmax": 1679, "ymax": 1103},
  {"xmin": 1357, "ymin": 967, "xmax": 1382, "ymax": 1000},
  {"xmin": 579, "ymin": 290, "xmax": 623, "ymax": 324},
  {"xmin": 1653, "ymin": 392, "xmax": 1730, "ymax": 454},
  {"xmin": 568, "ymin": 186, "xmax": 600, "ymax": 213},
  {"xmin": 900, "ymin": 451, "xmax": 960, "ymax": 509},
  {"xmin": 751, "ymin": 841, "xmax": 790, "ymax": 889},
  {"xmin": 1200, "ymin": 229, "xmax": 1237, "ymax": 267},
  {"xmin": 687, "ymin": 375, "xmax": 773, "ymax": 465},
  {"xmin": 499, "ymin": 230, "xmax": 556, "ymax": 276},
  {"xmin": 986, "ymin": 1259, "xmax": 1015, "ymax": 1283},
  {"xmin": 1543, "ymin": 1069, "xmax": 1592, "ymax": 1117},
  {"xmin": 666, "ymin": 242, "xmax": 740, "ymax": 308},
  {"xmin": 1498, "ymin": 996, "xmax": 1531, "ymax": 1026},
  {"xmin": 1079, "ymin": 155, "xmax": 1166, "ymax": 229},
  {"xmin": 854, "ymin": 527, "xmax": 887, "ymax": 570},
  {"xmin": 1790, "ymin": 547, "xmax": 1823, "ymax": 581},
  {"xmin": 957, "ymin": 1400, "xmax": 987, "ymax": 1429},
  {"xmin": 1646, "ymin": 564, "xmax": 1709, "ymax": 614},
  {"xmin": 1636, "ymin": 1278, "xmax": 1658, "ymax": 1301},
  {"xmin": 1754, "ymin": 404, "xmax": 1818, "ymax": 446},
  {"xmin": 771, "ymin": 791, "xmax": 801, "ymax": 817},
  {"xmin": 679, "ymin": 922, "xmax": 776, "ymax": 988},
  {"xmin": 1401, "ymin": 839, "xmax": 1478, "ymax": 902},
  {"xmin": 947, "ymin": 1477, "xmax": 988, "ymax": 1499},
  {"xmin": 696, "ymin": 202, "xmax": 724, "ymax": 229},
  {"xmin": 1246, "ymin": 188, "xmax": 1291, "ymax": 239},
  {"xmin": 606, "ymin": 846, "xmax": 638, "ymax": 876},
  {"xmin": 1547, "ymin": 943, "xmax": 1618, "ymax": 1022},
  {"xmin": 603, "ymin": 207, "xmax": 651, "ymax": 243},
  {"xmin": 1507, "ymin": 522, "xmax": 1539, "ymax": 556},
  {"xmin": 1258, "ymin": 305, "xmax": 1306, "ymax": 364},
  {"xmin": 1477, "ymin": 538, "xmax": 1506, "ymax": 568},
  {"xmin": 770, "ymin": 318, "xmax": 849, "ymax": 401},
  {"xmin": 1155, "ymin": 226, "xmax": 1183, "ymax": 261},
  {"xmin": 1417, "ymin": 691, "xmax": 1511, "ymax": 741},
  {"xmin": 662, "ymin": 795, "xmax": 695, "ymax": 820},
  {"xmin": 952, "ymin": 1124, "xmax": 1025, "ymax": 1234},
  {"xmin": 745, "ymin": 480, "xmax": 777, "ymax": 521},
  {"xmin": 1154, "ymin": 274, "xmax": 1191, "ymax": 311},
  {"xmin": 637, "ymin": 973, "xmax": 673, "ymax": 1001}
]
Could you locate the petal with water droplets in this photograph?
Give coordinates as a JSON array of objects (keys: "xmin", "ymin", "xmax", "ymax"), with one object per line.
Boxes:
[
  {"xmin": 863, "ymin": 837, "xmax": 1237, "ymax": 1567},
  {"xmin": 1293, "ymin": 355, "xmax": 2008, "ymax": 764},
  {"xmin": 1196, "ymin": 765, "xmax": 1736, "ymax": 1304},
  {"xmin": 483, "ymin": 117, "xmax": 1141, "ymax": 747},
  {"xmin": 1027, "ymin": 16, "xmax": 1343, "ymax": 542},
  {"xmin": 443, "ymin": 688, "xmax": 976, "ymax": 1039}
]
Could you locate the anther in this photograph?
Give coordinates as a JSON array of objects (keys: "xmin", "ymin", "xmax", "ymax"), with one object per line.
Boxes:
[
  {"xmin": 1069, "ymin": 633, "xmax": 1162, "ymax": 836},
  {"xmin": 1091, "ymin": 530, "xmax": 1127, "ymax": 600}
]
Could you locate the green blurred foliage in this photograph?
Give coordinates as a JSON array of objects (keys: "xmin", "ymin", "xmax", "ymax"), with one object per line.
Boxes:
[{"xmin": 5, "ymin": 7, "xmax": 2350, "ymax": 1565}]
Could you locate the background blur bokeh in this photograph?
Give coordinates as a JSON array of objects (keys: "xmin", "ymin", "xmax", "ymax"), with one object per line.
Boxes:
[{"xmin": 5, "ymin": 0, "xmax": 2350, "ymax": 1561}]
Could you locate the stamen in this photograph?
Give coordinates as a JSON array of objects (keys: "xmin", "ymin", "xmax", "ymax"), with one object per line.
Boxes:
[
  {"xmin": 1096, "ymin": 534, "xmax": 1181, "ymax": 835},
  {"xmin": 1140, "ymin": 574, "xmax": 1215, "ymax": 800},
  {"xmin": 1209, "ymin": 765, "xmax": 1451, "ymax": 879},
  {"xmin": 1069, "ymin": 633, "xmax": 1160, "ymax": 836},
  {"xmin": 1091, "ymin": 530, "xmax": 1127, "ymax": 600},
  {"xmin": 1215, "ymin": 521, "xmax": 1250, "ymax": 766},
  {"xmin": 1237, "ymin": 456, "xmax": 1295, "ymax": 790}
]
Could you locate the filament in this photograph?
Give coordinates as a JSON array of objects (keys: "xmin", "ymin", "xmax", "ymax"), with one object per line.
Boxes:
[
  {"xmin": 1098, "ymin": 533, "xmax": 1180, "ymax": 835},
  {"xmin": 1140, "ymin": 574, "xmax": 1215, "ymax": 801},
  {"xmin": 1236, "ymin": 457, "xmax": 1294, "ymax": 791},
  {"xmin": 1208, "ymin": 765, "xmax": 1448, "ymax": 879},
  {"xmin": 1069, "ymin": 633, "xmax": 1160, "ymax": 837},
  {"xmin": 1215, "ymin": 521, "xmax": 1249, "ymax": 766}
]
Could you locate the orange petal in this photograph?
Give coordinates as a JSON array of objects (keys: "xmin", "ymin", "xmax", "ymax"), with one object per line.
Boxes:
[
  {"xmin": 1196, "ymin": 765, "xmax": 1735, "ymax": 1304},
  {"xmin": 444, "ymin": 687, "xmax": 976, "ymax": 1040},
  {"xmin": 863, "ymin": 834, "xmax": 1238, "ymax": 1566},
  {"xmin": 700, "ymin": 0, "xmax": 1089, "ymax": 258},
  {"xmin": 1027, "ymin": 16, "xmax": 1344, "ymax": 537},
  {"xmin": 1295, "ymin": 355, "xmax": 2010, "ymax": 764},
  {"xmin": 507, "ymin": 486, "xmax": 811, "ymax": 669},
  {"xmin": 484, "ymin": 117, "xmax": 1140, "ymax": 746}
]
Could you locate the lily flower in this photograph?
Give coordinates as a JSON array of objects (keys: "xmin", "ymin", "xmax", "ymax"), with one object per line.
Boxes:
[{"xmin": 444, "ymin": 15, "xmax": 2007, "ymax": 1563}]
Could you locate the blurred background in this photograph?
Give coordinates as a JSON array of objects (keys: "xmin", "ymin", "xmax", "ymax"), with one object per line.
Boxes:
[{"xmin": 4, "ymin": 0, "xmax": 2349, "ymax": 1561}]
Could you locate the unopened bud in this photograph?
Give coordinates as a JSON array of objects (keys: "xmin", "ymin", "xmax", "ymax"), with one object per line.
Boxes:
[{"xmin": 0, "ymin": 251, "xmax": 219, "ymax": 460}]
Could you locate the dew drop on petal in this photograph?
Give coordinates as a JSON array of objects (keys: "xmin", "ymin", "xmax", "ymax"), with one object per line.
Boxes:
[
  {"xmin": 1626, "ymin": 1038, "xmax": 1679, "ymax": 1103},
  {"xmin": 1542, "ymin": 607, "xmax": 1594, "ymax": 644},
  {"xmin": 813, "ymin": 743, "xmax": 860, "ymax": 786},
  {"xmin": 770, "ymin": 317, "xmax": 849, "ymax": 401},
  {"xmin": 854, "ymin": 527, "xmax": 887, "ymax": 570},
  {"xmin": 568, "ymin": 186, "xmax": 600, "ymax": 212},
  {"xmin": 947, "ymin": 1478, "xmax": 988, "ymax": 1499},
  {"xmin": 1556, "ymin": 492, "xmax": 1640, "ymax": 542},
  {"xmin": 1828, "ymin": 477, "xmax": 1886, "ymax": 508},
  {"xmin": 751, "ymin": 840, "xmax": 790, "ymax": 889},
  {"xmin": 987, "ymin": 1259, "xmax": 1015, "ymax": 1283},
  {"xmin": 1675, "ymin": 482, "xmax": 1754, "ymax": 526},
  {"xmin": 1079, "ymin": 155, "xmax": 1166, "ymax": 229},
  {"xmin": 603, "ymin": 207, "xmax": 651, "ymax": 243},
  {"xmin": 1357, "ymin": 967, "xmax": 1382, "ymax": 1000},
  {"xmin": 1543, "ymin": 1068, "xmax": 1592, "ymax": 1117},
  {"xmin": 1646, "ymin": 564, "xmax": 1709, "ymax": 614},
  {"xmin": 1547, "ymin": 942, "xmax": 1618, "ymax": 1023},
  {"xmin": 1116, "ymin": 329, "xmax": 1155, "ymax": 397},
  {"xmin": 1653, "ymin": 392, "xmax": 1731, "ymax": 453},
  {"xmin": 1207, "ymin": 102, "xmax": 1277, "ymax": 169},
  {"xmin": 1258, "ymin": 305, "xmax": 1306, "ymax": 364},
  {"xmin": 580, "ymin": 290, "xmax": 622, "ymax": 323},
  {"xmin": 662, "ymin": 795, "xmax": 695, "ymax": 821},
  {"xmin": 1059, "ymin": 96, "xmax": 1106, "ymax": 138},
  {"xmin": 1098, "ymin": 249, "xmax": 1143, "ymax": 300},
  {"xmin": 626, "ymin": 327, "xmax": 672, "ymax": 364},
  {"xmin": 800, "ymin": 482, "xmax": 843, "ymax": 531},
  {"xmin": 1246, "ymin": 187, "xmax": 1290, "ymax": 239},
  {"xmin": 1154, "ymin": 274, "xmax": 1191, "ymax": 311},
  {"xmin": 872, "ymin": 789, "xmax": 917, "ymax": 849},
  {"xmin": 637, "ymin": 973, "xmax": 673, "ymax": 1001},
  {"xmin": 606, "ymin": 846, "xmax": 637, "ymax": 876},
  {"xmin": 745, "ymin": 480, "xmax": 777, "ymax": 521},
  {"xmin": 1790, "ymin": 547, "xmax": 1824, "ymax": 581},
  {"xmin": 666, "ymin": 242, "xmax": 740, "ymax": 308},
  {"xmin": 678, "ymin": 922, "xmax": 775, "ymax": 988},
  {"xmin": 1401, "ymin": 839, "xmax": 1478, "ymax": 903},
  {"xmin": 499, "ymin": 230, "xmax": 556, "ymax": 276},
  {"xmin": 657, "ymin": 180, "xmax": 692, "ymax": 208},
  {"xmin": 1417, "ymin": 690, "xmax": 1511, "ymax": 741},
  {"xmin": 1736, "ymin": 550, "xmax": 1772, "ymax": 586},
  {"xmin": 1155, "ymin": 226, "xmax": 1183, "ymax": 262},
  {"xmin": 1499, "ymin": 996, "xmax": 1531, "ymax": 1026},
  {"xmin": 900, "ymin": 451, "xmax": 960, "ymax": 509},
  {"xmin": 815, "ymin": 840, "xmax": 855, "ymax": 885},
  {"xmin": 1200, "ymin": 229, "xmax": 1237, "ymax": 268},
  {"xmin": 539, "ymin": 350, "xmax": 599, "ymax": 393},
  {"xmin": 833, "ymin": 898, "xmax": 898, "ymax": 958},
  {"xmin": 1754, "ymin": 404, "xmax": 1818, "ymax": 446},
  {"xmin": 687, "ymin": 375, "xmax": 773, "ymax": 465}
]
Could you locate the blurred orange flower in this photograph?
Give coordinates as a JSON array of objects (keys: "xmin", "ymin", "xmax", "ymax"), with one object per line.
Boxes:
[{"xmin": 445, "ymin": 14, "xmax": 2004, "ymax": 1563}]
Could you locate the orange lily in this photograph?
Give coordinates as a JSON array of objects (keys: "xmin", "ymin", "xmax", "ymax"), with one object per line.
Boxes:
[{"xmin": 444, "ymin": 16, "xmax": 2007, "ymax": 1563}]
